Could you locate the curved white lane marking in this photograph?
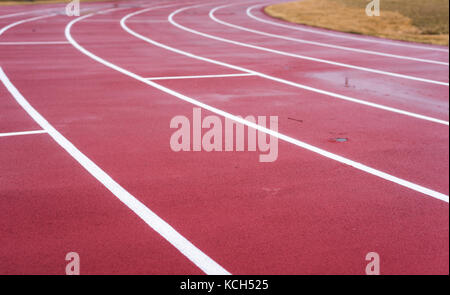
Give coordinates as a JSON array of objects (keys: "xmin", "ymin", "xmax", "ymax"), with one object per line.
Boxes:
[
  {"xmin": 247, "ymin": 4, "xmax": 450, "ymax": 54},
  {"xmin": 166, "ymin": 6, "xmax": 449, "ymax": 124},
  {"xmin": 0, "ymin": 8, "xmax": 230, "ymax": 275},
  {"xmin": 211, "ymin": 3, "xmax": 448, "ymax": 66},
  {"xmin": 182, "ymin": 3, "xmax": 449, "ymax": 86},
  {"xmin": 123, "ymin": 8, "xmax": 446, "ymax": 202}
]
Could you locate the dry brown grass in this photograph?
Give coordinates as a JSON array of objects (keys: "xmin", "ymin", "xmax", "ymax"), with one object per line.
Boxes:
[{"xmin": 265, "ymin": 0, "xmax": 449, "ymax": 46}]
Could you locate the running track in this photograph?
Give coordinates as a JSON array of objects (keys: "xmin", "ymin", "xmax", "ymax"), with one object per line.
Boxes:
[{"xmin": 0, "ymin": 0, "xmax": 448, "ymax": 274}]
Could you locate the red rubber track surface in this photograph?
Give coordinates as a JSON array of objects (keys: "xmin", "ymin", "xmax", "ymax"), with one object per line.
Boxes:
[{"xmin": 0, "ymin": 0, "xmax": 448, "ymax": 274}]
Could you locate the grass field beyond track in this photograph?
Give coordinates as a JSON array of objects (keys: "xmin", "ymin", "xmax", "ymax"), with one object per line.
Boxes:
[{"xmin": 265, "ymin": 0, "xmax": 449, "ymax": 46}]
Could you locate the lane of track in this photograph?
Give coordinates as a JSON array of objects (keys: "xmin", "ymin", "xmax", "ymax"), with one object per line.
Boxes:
[
  {"xmin": 0, "ymin": 129, "xmax": 203, "ymax": 274},
  {"xmin": 0, "ymin": 77, "xmax": 42, "ymax": 133},
  {"xmin": 0, "ymin": 3, "xmax": 212, "ymax": 275},
  {"xmin": 60, "ymin": 5, "xmax": 448, "ymax": 273}
]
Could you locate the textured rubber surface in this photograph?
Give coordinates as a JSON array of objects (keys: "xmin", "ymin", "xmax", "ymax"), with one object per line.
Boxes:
[{"xmin": 0, "ymin": 0, "xmax": 448, "ymax": 274}]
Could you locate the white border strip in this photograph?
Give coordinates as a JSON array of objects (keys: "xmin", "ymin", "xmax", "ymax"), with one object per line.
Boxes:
[
  {"xmin": 211, "ymin": 3, "xmax": 448, "ymax": 66},
  {"xmin": 166, "ymin": 6, "xmax": 449, "ymax": 125},
  {"xmin": 247, "ymin": 4, "xmax": 450, "ymax": 53},
  {"xmin": 67, "ymin": 7, "xmax": 449, "ymax": 203},
  {"xmin": 174, "ymin": 4, "xmax": 448, "ymax": 87},
  {"xmin": 0, "ymin": 10, "xmax": 230, "ymax": 276},
  {"xmin": 0, "ymin": 130, "xmax": 47, "ymax": 137},
  {"xmin": 146, "ymin": 73, "xmax": 254, "ymax": 80}
]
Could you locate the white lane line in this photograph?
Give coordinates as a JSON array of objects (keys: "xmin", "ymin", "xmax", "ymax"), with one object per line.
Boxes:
[
  {"xmin": 192, "ymin": 3, "xmax": 449, "ymax": 87},
  {"xmin": 247, "ymin": 4, "xmax": 450, "ymax": 53},
  {"xmin": 72, "ymin": 7, "xmax": 449, "ymax": 203},
  {"xmin": 165, "ymin": 7, "xmax": 449, "ymax": 125},
  {"xmin": 0, "ymin": 130, "xmax": 47, "ymax": 137},
  {"xmin": 64, "ymin": 6, "xmax": 231, "ymax": 276},
  {"xmin": 146, "ymin": 73, "xmax": 255, "ymax": 80},
  {"xmin": 0, "ymin": 41, "xmax": 69, "ymax": 45},
  {"xmin": 211, "ymin": 3, "xmax": 448, "ymax": 66}
]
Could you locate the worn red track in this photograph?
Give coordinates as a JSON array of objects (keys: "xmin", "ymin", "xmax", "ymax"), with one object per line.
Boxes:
[{"xmin": 0, "ymin": 0, "xmax": 448, "ymax": 274}]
